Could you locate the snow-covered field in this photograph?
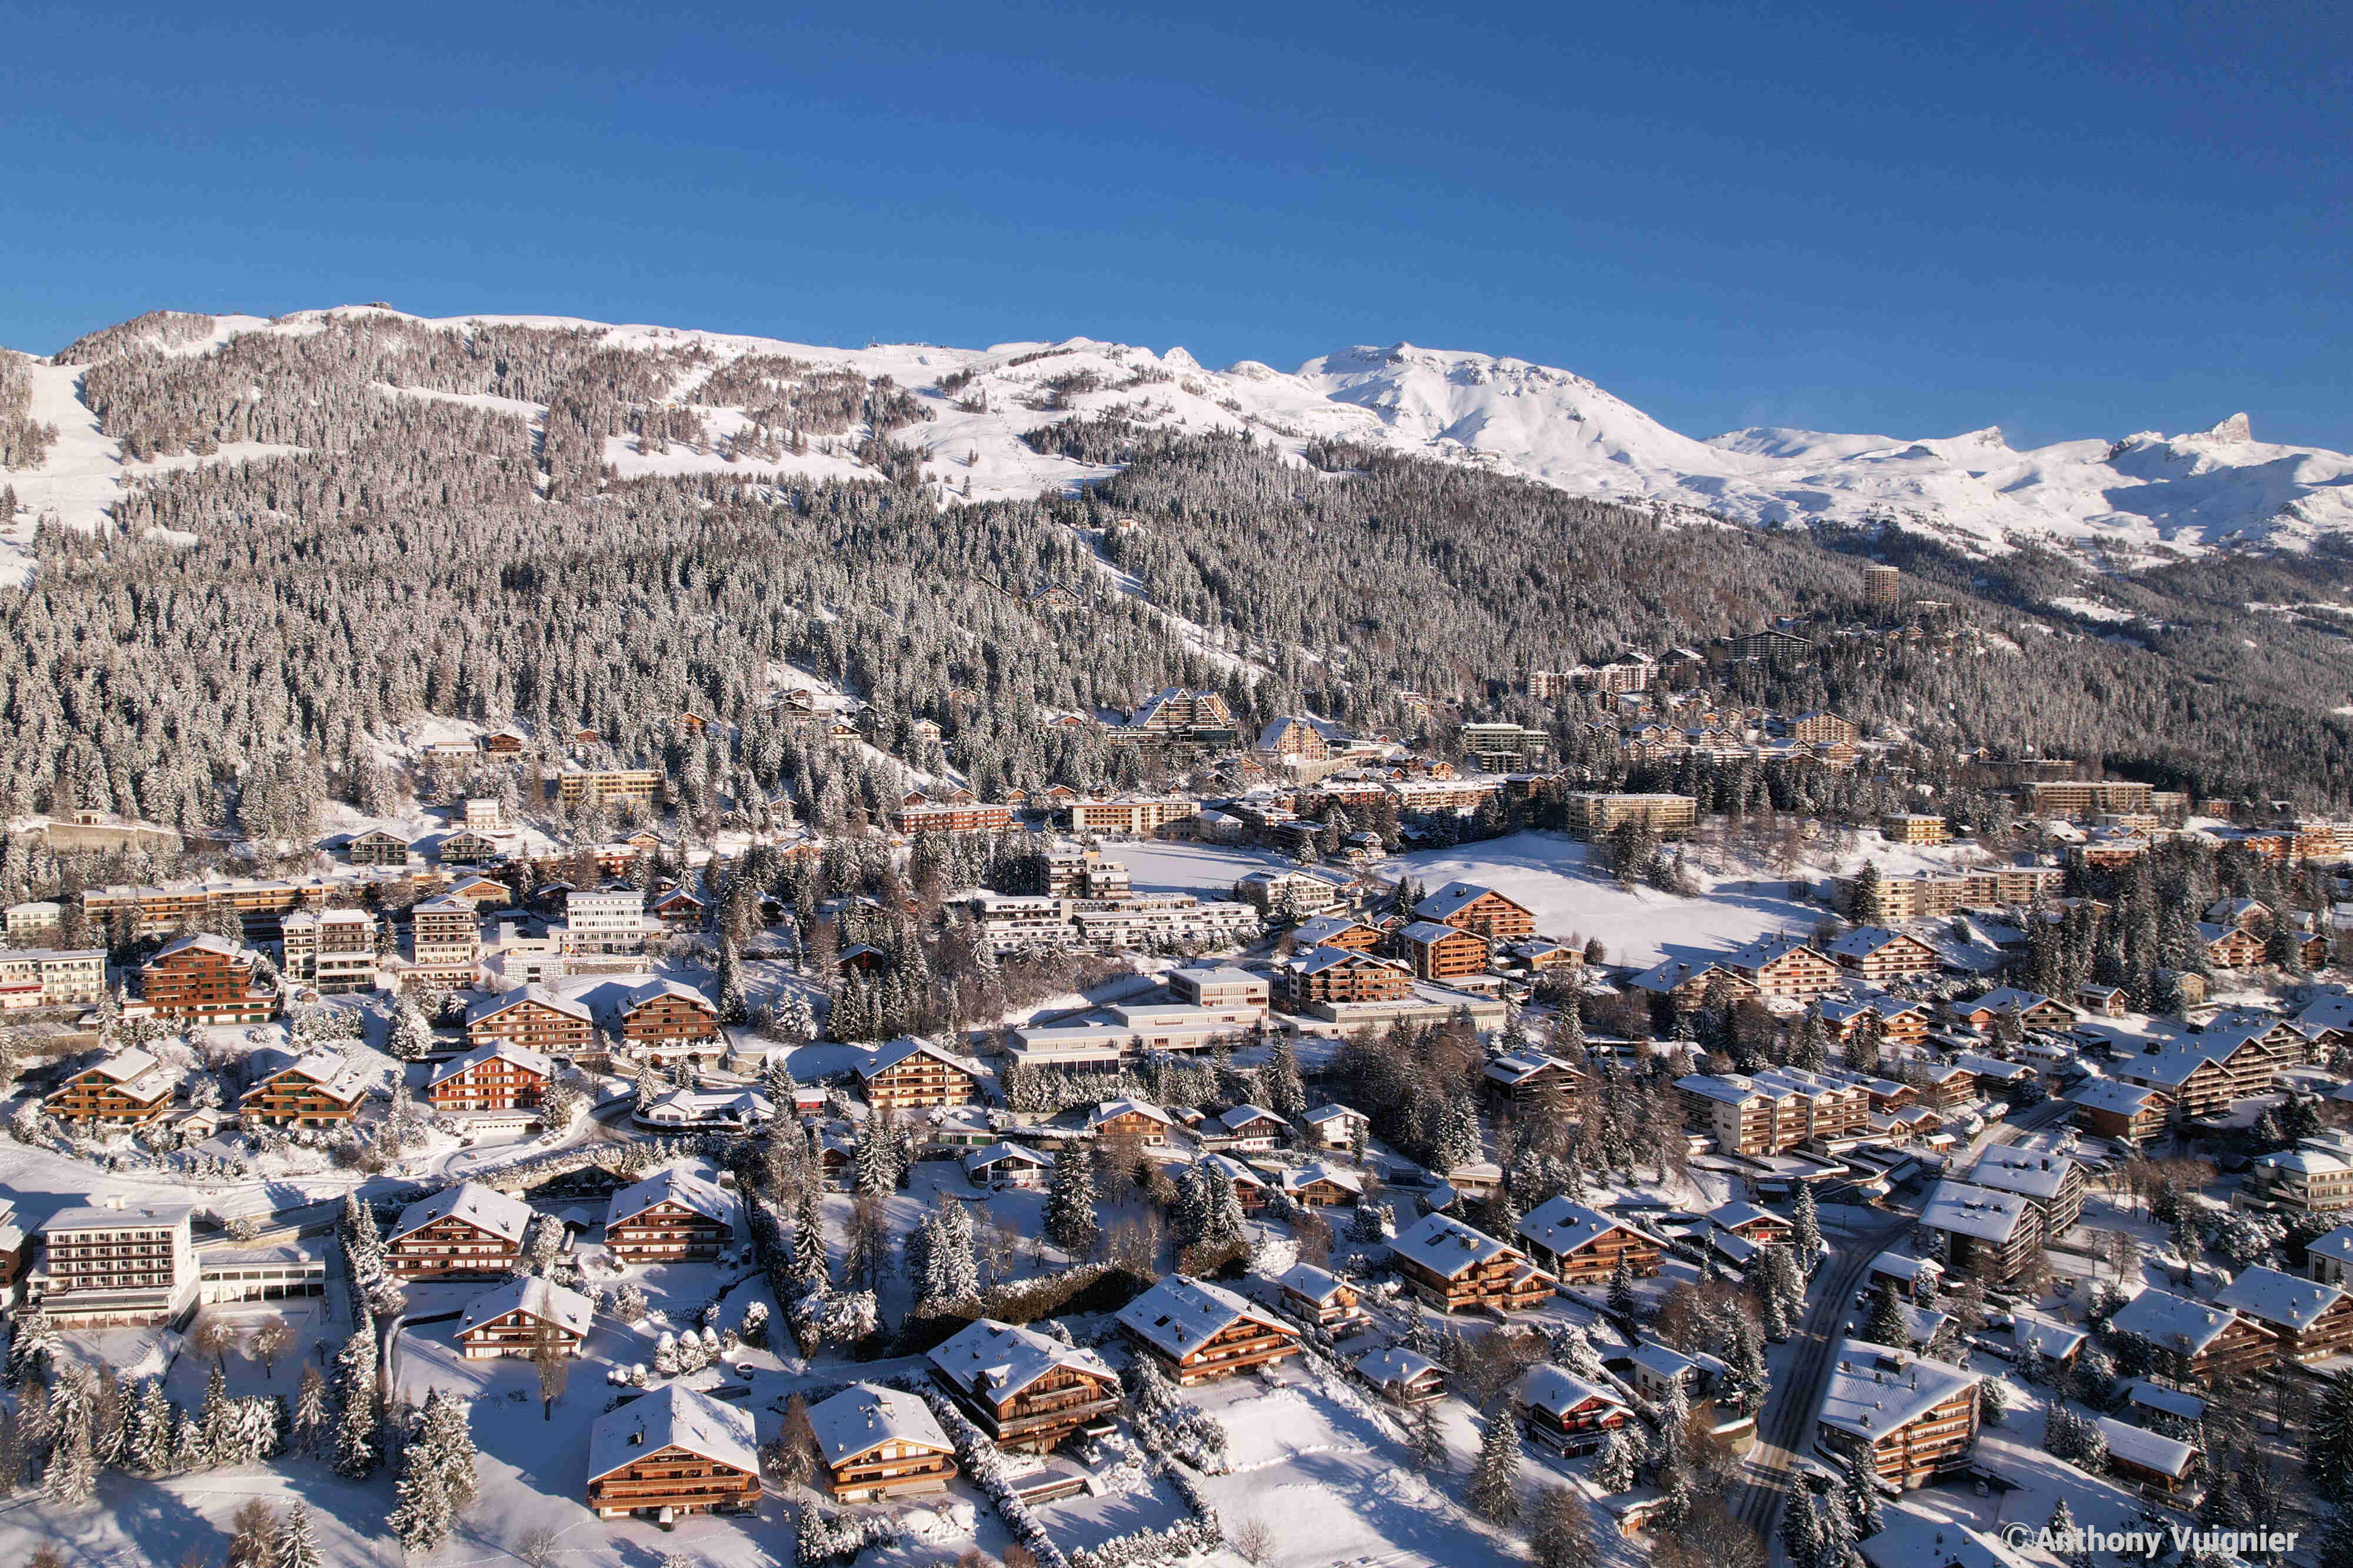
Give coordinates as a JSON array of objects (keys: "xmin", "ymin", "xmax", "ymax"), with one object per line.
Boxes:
[
  {"xmin": 1381, "ymin": 830, "xmax": 1827, "ymax": 966},
  {"xmin": 1099, "ymin": 839, "xmax": 1302, "ymax": 895}
]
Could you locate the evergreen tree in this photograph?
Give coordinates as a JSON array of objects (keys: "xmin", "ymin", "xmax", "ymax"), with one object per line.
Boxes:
[
  {"xmin": 389, "ymin": 997, "xmax": 433, "ymax": 1062},
  {"xmin": 292, "ymin": 1366, "xmax": 328, "ymax": 1457},
  {"xmin": 1408, "ymin": 1397, "xmax": 1447, "ymax": 1473},
  {"xmin": 1607, "ymin": 1255, "xmax": 1637, "ymax": 1317},
  {"xmin": 200, "ymin": 1361, "xmax": 238, "ymax": 1467},
  {"xmin": 41, "ymin": 1370, "xmax": 96, "ymax": 1505},
  {"xmin": 1591, "ymin": 1424, "xmax": 1641, "ymax": 1492},
  {"xmin": 1263, "ymin": 1034, "xmax": 1306, "ymax": 1118},
  {"xmin": 334, "ymin": 1314, "xmax": 379, "ymax": 1477},
  {"xmin": 791, "ymin": 1187, "xmax": 831, "ymax": 1295},
  {"xmin": 131, "ymin": 1378, "xmax": 175, "ymax": 1474},
  {"xmin": 2315, "ymin": 1507, "xmax": 2353, "ymax": 1568},
  {"xmin": 1045, "ymin": 1144, "xmax": 1100, "ymax": 1255},
  {"xmin": 420, "ymin": 1389, "xmax": 479, "ymax": 1515},
  {"xmin": 386, "ymin": 1427, "xmax": 453, "ymax": 1554},
  {"xmin": 1527, "ymin": 1484, "xmax": 1594, "ymax": 1568},
  {"xmin": 1467, "ymin": 1406, "xmax": 1522, "ymax": 1524},
  {"xmin": 275, "ymin": 1502, "xmax": 324, "ymax": 1568},
  {"xmin": 2314, "ymin": 1372, "xmax": 2353, "ymax": 1502},
  {"xmin": 1842, "ymin": 1442, "xmax": 1885, "ymax": 1538},
  {"xmin": 1781, "ymin": 1483, "xmax": 1824, "ymax": 1568},
  {"xmin": 1849, "ymin": 862, "xmax": 1884, "ymax": 924},
  {"xmin": 1863, "ymin": 1278, "xmax": 1909, "ymax": 1347},
  {"xmin": 1791, "ymin": 1182, "xmax": 1822, "ymax": 1268}
]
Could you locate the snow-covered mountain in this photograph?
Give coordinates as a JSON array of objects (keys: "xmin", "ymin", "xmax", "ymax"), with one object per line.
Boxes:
[{"xmin": 6, "ymin": 308, "xmax": 2349, "ymax": 568}]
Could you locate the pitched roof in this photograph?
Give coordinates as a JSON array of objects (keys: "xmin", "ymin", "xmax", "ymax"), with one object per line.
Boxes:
[
  {"xmin": 928, "ymin": 1318, "xmax": 1113, "ymax": 1400},
  {"xmin": 1414, "ymin": 882, "xmax": 1528, "ymax": 922},
  {"xmin": 2107, "ymin": 1286, "xmax": 2247, "ymax": 1355},
  {"xmin": 2215, "ymin": 1265, "xmax": 2346, "ymax": 1332},
  {"xmin": 1275, "ymin": 1263, "xmax": 1351, "ymax": 1304},
  {"xmin": 429, "ymin": 1039, "xmax": 552, "ymax": 1088},
  {"xmin": 1354, "ymin": 1346, "xmax": 1442, "ymax": 1387},
  {"xmin": 1090, "ymin": 1098, "xmax": 1175, "ymax": 1129},
  {"xmin": 588, "ymin": 1384, "xmax": 757, "ymax": 1483},
  {"xmin": 1517, "ymin": 1196, "xmax": 1667, "ymax": 1260},
  {"xmin": 1519, "ymin": 1363, "xmax": 1628, "ymax": 1417},
  {"xmin": 1827, "ymin": 926, "xmax": 1935, "ymax": 960},
  {"xmin": 1918, "ymin": 1180, "xmax": 2035, "ymax": 1243},
  {"xmin": 2067, "ymin": 1077, "xmax": 2163, "ymax": 1115},
  {"xmin": 965, "ymin": 1141, "xmax": 1052, "ymax": 1173},
  {"xmin": 2009, "ymin": 1310, "xmax": 2087, "ymax": 1360},
  {"xmin": 808, "ymin": 1382, "xmax": 953, "ymax": 1462},
  {"xmin": 1394, "ymin": 1212, "xmax": 1532, "ymax": 1281},
  {"xmin": 856, "ymin": 1035, "xmax": 980, "ymax": 1081},
  {"xmin": 1400, "ymin": 919, "xmax": 1480, "ymax": 946},
  {"xmin": 1965, "ymin": 1146, "xmax": 2080, "ymax": 1202},
  {"xmin": 390, "ymin": 1182, "xmax": 534, "ymax": 1246},
  {"xmin": 1217, "ymin": 1103, "xmax": 1284, "ymax": 1131},
  {"xmin": 605, "ymin": 1167, "xmax": 732, "ymax": 1229},
  {"xmin": 460, "ymin": 1275, "xmax": 593, "ymax": 1340},
  {"xmin": 2095, "ymin": 1416, "xmax": 2195, "ymax": 1478},
  {"xmin": 466, "ymin": 982, "xmax": 592, "ymax": 1027},
  {"xmin": 1726, "ymin": 933, "xmax": 1821, "ymax": 972},
  {"xmin": 1817, "ymin": 1340, "xmax": 1979, "ymax": 1442},
  {"xmin": 1117, "ymin": 1275, "xmax": 1295, "ymax": 1359}
]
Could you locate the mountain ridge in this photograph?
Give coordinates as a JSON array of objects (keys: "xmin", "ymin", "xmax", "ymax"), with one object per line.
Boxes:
[{"xmin": 5, "ymin": 305, "xmax": 2349, "ymax": 571}]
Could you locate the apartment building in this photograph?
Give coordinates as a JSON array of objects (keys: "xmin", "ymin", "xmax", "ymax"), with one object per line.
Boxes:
[
  {"xmin": 2106, "ymin": 1287, "xmax": 2274, "ymax": 1383},
  {"xmin": 855, "ymin": 1036, "xmax": 983, "ymax": 1110},
  {"xmin": 928, "ymin": 1319, "xmax": 1122, "ymax": 1453},
  {"xmin": 385, "ymin": 1182, "xmax": 535, "ymax": 1280},
  {"xmin": 2025, "ymin": 779, "xmax": 2155, "ymax": 820},
  {"xmin": 1067, "ymin": 795, "xmax": 1200, "ymax": 836},
  {"xmin": 1117, "ymin": 1275, "xmax": 1303, "ymax": 1384},
  {"xmin": 0, "ymin": 948, "xmax": 106, "ymax": 1007},
  {"xmin": 1918, "ymin": 1180, "xmax": 2044, "ymax": 1285},
  {"xmin": 1399, "ymin": 919, "xmax": 1489, "ymax": 982},
  {"xmin": 1415, "ymin": 882, "xmax": 1537, "ymax": 943},
  {"xmin": 1879, "ymin": 812, "xmax": 1948, "ymax": 845},
  {"xmin": 2242, "ymin": 1144, "xmax": 2353, "ymax": 1216},
  {"xmin": 44, "ymin": 1047, "xmax": 178, "ymax": 1125},
  {"xmin": 1965, "ymin": 1146, "xmax": 2088, "ymax": 1237},
  {"xmin": 1166, "ymin": 963, "xmax": 1269, "ymax": 1009},
  {"xmin": 141, "ymin": 934, "xmax": 278, "ymax": 1023},
  {"xmin": 408, "ymin": 895, "xmax": 482, "ymax": 979},
  {"xmin": 1725, "ymin": 934, "xmax": 1841, "ymax": 1000},
  {"xmin": 604, "ymin": 1168, "xmax": 735, "ymax": 1263},
  {"xmin": 1068, "ymin": 894, "xmax": 1259, "ymax": 949},
  {"xmin": 556, "ymin": 768, "xmax": 662, "ymax": 809},
  {"xmin": 466, "ymin": 984, "xmax": 595, "ymax": 1056},
  {"xmin": 1561, "ymin": 792, "xmax": 1699, "ymax": 840},
  {"xmin": 586, "ymin": 1384, "xmax": 762, "ymax": 1519},
  {"xmin": 239, "ymin": 1052, "xmax": 369, "ymax": 1127},
  {"xmin": 892, "ymin": 798, "xmax": 1016, "ymax": 834},
  {"xmin": 32, "ymin": 1202, "xmax": 200, "ymax": 1327},
  {"xmin": 1275, "ymin": 945, "xmax": 1415, "ymax": 1010},
  {"xmin": 427, "ymin": 1041, "xmax": 552, "ymax": 1112},
  {"xmin": 345, "ymin": 828, "xmax": 414, "ymax": 867},
  {"xmin": 1459, "ymin": 722, "xmax": 1554, "ymax": 770},
  {"xmin": 1826, "ymin": 927, "xmax": 1943, "ymax": 983},
  {"xmin": 309, "ymin": 908, "xmax": 379, "ymax": 993},
  {"xmin": 1675, "ymin": 1069, "xmax": 1869, "ymax": 1154},
  {"xmin": 1817, "ymin": 1341, "xmax": 1981, "ymax": 1489},
  {"xmin": 558, "ymin": 890, "xmax": 648, "ymax": 956},
  {"xmin": 1862, "ymin": 863, "xmax": 2067, "ymax": 919},
  {"xmin": 2216, "ymin": 1266, "xmax": 2353, "ymax": 1365},
  {"xmin": 618, "ymin": 978, "xmax": 721, "ymax": 1060}
]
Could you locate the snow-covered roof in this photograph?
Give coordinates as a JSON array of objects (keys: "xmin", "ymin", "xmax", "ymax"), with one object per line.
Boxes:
[
  {"xmin": 1117, "ymin": 1275, "xmax": 1295, "ymax": 1359},
  {"xmin": 1519, "ymin": 1364, "xmax": 1627, "ymax": 1417},
  {"xmin": 808, "ymin": 1382, "xmax": 953, "ymax": 1463},
  {"xmin": 2307, "ymin": 1225, "xmax": 2353, "ymax": 1270},
  {"xmin": 1965, "ymin": 1146, "xmax": 2078, "ymax": 1202},
  {"xmin": 1857, "ymin": 1507, "xmax": 2038, "ymax": 1568},
  {"xmin": 1275, "ymin": 1263, "xmax": 1351, "ymax": 1304},
  {"xmin": 856, "ymin": 1035, "xmax": 980, "ymax": 1080},
  {"xmin": 1484, "ymin": 1053, "xmax": 1581, "ymax": 1087},
  {"xmin": 928, "ymin": 1318, "xmax": 1112, "ymax": 1400},
  {"xmin": 1281, "ymin": 943, "xmax": 1402, "ymax": 978},
  {"xmin": 1302, "ymin": 1102, "xmax": 1367, "ymax": 1127},
  {"xmin": 1827, "ymin": 926, "xmax": 1934, "ymax": 960},
  {"xmin": 1399, "ymin": 919, "xmax": 1478, "ymax": 946},
  {"xmin": 391, "ymin": 1181, "xmax": 534, "ymax": 1246},
  {"xmin": 2009, "ymin": 1310, "xmax": 2087, "ymax": 1360},
  {"xmin": 1958, "ymin": 986, "xmax": 2067, "ymax": 1019},
  {"xmin": 1279, "ymin": 1160, "xmax": 1364, "ymax": 1196},
  {"xmin": 2215, "ymin": 1265, "xmax": 2345, "ymax": 1332},
  {"xmin": 1354, "ymin": 1346, "xmax": 1441, "ymax": 1387},
  {"xmin": 2094, "ymin": 1416, "xmax": 2195, "ymax": 1478},
  {"xmin": 1217, "ymin": 1103, "xmax": 1284, "ymax": 1131},
  {"xmin": 460, "ymin": 1275, "xmax": 593, "ymax": 1340},
  {"xmin": 605, "ymin": 1167, "xmax": 732, "ymax": 1229},
  {"xmin": 467, "ymin": 982, "xmax": 591, "ymax": 1027},
  {"xmin": 1392, "ymin": 1212, "xmax": 1525, "ymax": 1281},
  {"xmin": 1289, "ymin": 915, "xmax": 1374, "ymax": 947},
  {"xmin": 1870, "ymin": 1252, "xmax": 1941, "ymax": 1285},
  {"xmin": 1918, "ymin": 1180, "xmax": 2034, "ymax": 1243},
  {"xmin": 1517, "ymin": 1196, "xmax": 1667, "ymax": 1260},
  {"xmin": 1090, "ymin": 1098, "xmax": 1175, "ymax": 1128},
  {"xmin": 1674, "ymin": 1072, "xmax": 1768, "ymax": 1105},
  {"xmin": 1817, "ymin": 1340, "xmax": 1979, "ymax": 1443},
  {"xmin": 2122, "ymin": 1379, "xmax": 2205, "ymax": 1422},
  {"xmin": 1708, "ymin": 1200, "xmax": 1789, "ymax": 1232},
  {"xmin": 965, "ymin": 1140, "xmax": 1052, "ymax": 1173},
  {"xmin": 2067, "ymin": 1077, "xmax": 2162, "ymax": 1115},
  {"xmin": 429, "ymin": 1039, "xmax": 553, "ymax": 1087},
  {"xmin": 586, "ymin": 1384, "xmax": 756, "ymax": 1483},
  {"xmin": 1414, "ymin": 881, "xmax": 1525, "ymax": 922},
  {"xmin": 1949, "ymin": 1052, "xmax": 2030, "ymax": 1081},
  {"xmin": 2107, "ymin": 1286, "xmax": 2247, "ymax": 1355},
  {"xmin": 1726, "ymin": 933, "xmax": 1821, "ymax": 972}
]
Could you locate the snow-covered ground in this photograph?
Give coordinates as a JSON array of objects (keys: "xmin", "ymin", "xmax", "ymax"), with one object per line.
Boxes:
[
  {"xmin": 1099, "ymin": 839, "xmax": 1304, "ymax": 895},
  {"xmin": 1381, "ymin": 830, "xmax": 1826, "ymax": 967}
]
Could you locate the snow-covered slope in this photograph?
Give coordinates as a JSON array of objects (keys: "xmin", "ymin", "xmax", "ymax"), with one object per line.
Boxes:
[{"xmin": 6, "ymin": 309, "xmax": 2349, "ymax": 566}]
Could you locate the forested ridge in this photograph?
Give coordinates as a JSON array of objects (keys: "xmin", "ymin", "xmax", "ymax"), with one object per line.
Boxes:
[{"xmin": 5, "ymin": 310, "xmax": 2353, "ymax": 847}]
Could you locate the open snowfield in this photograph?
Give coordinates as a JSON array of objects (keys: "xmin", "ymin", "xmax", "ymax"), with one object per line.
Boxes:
[
  {"xmin": 1099, "ymin": 839, "xmax": 1304, "ymax": 896},
  {"xmin": 1382, "ymin": 830, "xmax": 1827, "ymax": 967}
]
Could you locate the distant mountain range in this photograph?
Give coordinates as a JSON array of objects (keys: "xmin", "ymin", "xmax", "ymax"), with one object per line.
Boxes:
[{"xmin": 6, "ymin": 308, "xmax": 2349, "ymax": 566}]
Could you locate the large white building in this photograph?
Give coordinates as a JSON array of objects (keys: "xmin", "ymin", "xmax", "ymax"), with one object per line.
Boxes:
[
  {"xmin": 558, "ymin": 890, "xmax": 650, "ymax": 957},
  {"xmin": 31, "ymin": 1202, "xmax": 199, "ymax": 1327}
]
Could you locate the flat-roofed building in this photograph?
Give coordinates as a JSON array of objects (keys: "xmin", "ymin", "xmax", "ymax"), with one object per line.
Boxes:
[
  {"xmin": 1561, "ymin": 792, "xmax": 1698, "ymax": 840},
  {"xmin": 31, "ymin": 1202, "xmax": 198, "ymax": 1327}
]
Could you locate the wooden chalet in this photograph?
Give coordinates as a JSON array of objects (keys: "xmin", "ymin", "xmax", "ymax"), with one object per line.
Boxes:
[
  {"xmin": 2215, "ymin": 1266, "xmax": 2353, "ymax": 1364},
  {"xmin": 604, "ymin": 1167, "xmax": 734, "ymax": 1263},
  {"xmin": 385, "ymin": 1182, "xmax": 534, "ymax": 1280},
  {"xmin": 1414, "ymin": 881, "xmax": 1536, "ymax": 942},
  {"xmin": 238, "ymin": 1052, "xmax": 369, "ymax": 1127},
  {"xmin": 1515, "ymin": 1197, "xmax": 1667, "ymax": 1284},
  {"xmin": 1276, "ymin": 1264, "xmax": 1365, "ymax": 1329},
  {"xmin": 1355, "ymin": 1346, "xmax": 1447, "ymax": 1406},
  {"xmin": 1519, "ymin": 1365, "xmax": 1634, "ymax": 1456},
  {"xmin": 1088, "ymin": 1099, "xmax": 1176, "ymax": 1145},
  {"xmin": 1399, "ymin": 919, "xmax": 1489, "ymax": 982},
  {"xmin": 1117, "ymin": 1274, "xmax": 1303, "ymax": 1383},
  {"xmin": 856, "ymin": 1036, "xmax": 983, "ymax": 1110},
  {"xmin": 1391, "ymin": 1212, "xmax": 1555, "ymax": 1314},
  {"xmin": 1725, "ymin": 934, "xmax": 1840, "ymax": 1000},
  {"xmin": 809, "ymin": 1383, "xmax": 958, "ymax": 1500},
  {"xmin": 1274, "ymin": 944, "xmax": 1414, "ymax": 1008},
  {"xmin": 648, "ymin": 886, "xmax": 706, "ymax": 928},
  {"xmin": 928, "ymin": 1319, "xmax": 1122, "ymax": 1452},
  {"xmin": 586, "ymin": 1384, "xmax": 762, "ymax": 1520},
  {"xmin": 1481, "ymin": 1052, "xmax": 1588, "ymax": 1110},
  {"xmin": 1277, "ymin": 1161, "xmax": 1364, "ymax": 1207},
  {"xmin": 1816, "ymin": 1341, "xmax": 1982, "ymax": 1489},
  {"xmin": 619, "ymin": 979, "xmax": 721, "ymax": 1058},
  {"xmin": 2105, "ymin": 1286, "xmax": 2275, "ymax": 1383},
  {"xmin": 1708, "ymin": 1200, "xmax": 1795, "ymax": 1250},
  {"xmin": 44, "ymin": 1047, "xmax": 176, "ymax": 1125},
  {"xmin": 428, "ymin": 1041, "xmax": 552, "ymax": 1112},
  {"xmin": 456, "ymin": 1275, "xmax": 592, "ymax": 1359}
]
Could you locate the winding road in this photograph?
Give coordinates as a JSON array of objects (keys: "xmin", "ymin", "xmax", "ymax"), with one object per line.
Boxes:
[{"xmin": 1729, "ymin": 1096, "xmax": 2078, "ymax": 1547}]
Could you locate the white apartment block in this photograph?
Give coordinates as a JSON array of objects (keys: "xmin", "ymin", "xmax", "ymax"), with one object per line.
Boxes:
[
  {"xmin": 559, "ymin": 890, "xmax": 649, "ymax": 956},
  {"xmin": 314, "ymin": 908, "xmax": 379, "ymax": 994},
  {"xmin": 31, "ymin": 1201, "xmax": 199, "ymax": 1327},
  {"xmin": 0, "ymin": 948, "xmax": 106, "ymax": 1008},
  {"xmin": 1070, "ymin": 895, "xmax": 1260, "ymax": 951},
  {"xmin": 4, "ymin": 901, "xmax": 62, "ymax": 941}
]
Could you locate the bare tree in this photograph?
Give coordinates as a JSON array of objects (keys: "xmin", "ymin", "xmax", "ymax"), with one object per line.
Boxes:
[
  {"xmin": 188, "ymin": 1315, "xmax": 235, "ymax": 1370},
  {"xmin": 515, "ymin": 1524, "xmax": 563, "ymax": 1568},
  {"xmin": 1231, "ymin": 1517, "xmax": 1277, "ymax": 1565},
  {"xmin": 532, "ymin": 1320, "xmax": 572, "ymax": 1421},
  {"xmin": 251, "ymin": 1316, "xmax": 294, "ymax": 1380}
]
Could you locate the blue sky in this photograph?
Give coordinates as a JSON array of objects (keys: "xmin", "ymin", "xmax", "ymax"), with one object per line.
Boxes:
[{"xmin": 3, "ymin": 0, "xmax": 2347, "ymax": 449}]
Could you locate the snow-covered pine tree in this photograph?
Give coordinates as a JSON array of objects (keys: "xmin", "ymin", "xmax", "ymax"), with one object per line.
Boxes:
[
  {"xmin": 130, "ymin": 1378, "xmax": 175, "ymax": 1474},
  {"xmin": 1791, "ymin": 1181, "xmax": 1822, "ymax": 1267},
  {"xmin": 334, "ymin": 1315, "xmax": 379, "ymax": 1477},
  {"xmin": 421, "ymin": 1388, "xmax": 479, "ymax": 1514},
  {"xmin": 275, "ymin": 1500, "xmax": 324, "ymax": 1568},
  {"xmin": 40, "ymin": 1369, "xmax": 96, "ymax": 1504},
  {"xmin": 1467, "ymin": 1404, "xmax": 1522, "ymax": 1524},
  {"xmin": 1781, "ymin": 1483, "xmax": 1824, "ymax": 1568},
  {"xmin": 1842, "ymin": 1442, "xmax": 1885, "ymax": 1538},
  {"xmin": 1045, "ymin": 1144, "xmax": 1099, "ymax": 1255},
  {"xmin": 389, "ymin": 997, "xmax": 433, "ymax": 1062}
]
